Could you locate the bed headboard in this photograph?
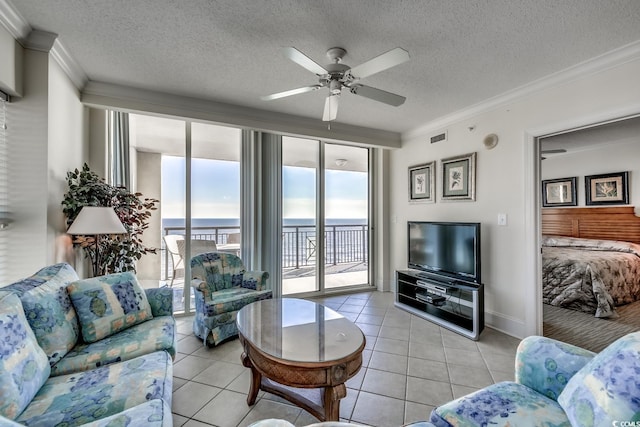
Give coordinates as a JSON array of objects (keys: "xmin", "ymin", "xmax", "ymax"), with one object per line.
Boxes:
[{"xmin": 541, "ymin": 207, "xmax": 640, "ymax": 244}]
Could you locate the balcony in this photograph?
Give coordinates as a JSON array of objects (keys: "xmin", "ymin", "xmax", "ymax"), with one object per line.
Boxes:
[{"xmin": 161, "ymin": 223, "xmax": 368, "ymax": 291}]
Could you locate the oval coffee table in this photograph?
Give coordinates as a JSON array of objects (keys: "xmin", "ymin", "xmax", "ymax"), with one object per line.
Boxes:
[{"xmin": 237, "ymin": 298, "xmax": 366, "ymax": 422}]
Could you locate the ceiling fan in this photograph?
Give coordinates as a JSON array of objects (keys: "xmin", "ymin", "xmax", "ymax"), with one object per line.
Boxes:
[{"xmin": 261, "ymin": 46, "xmax": 410, "ymax": 122}]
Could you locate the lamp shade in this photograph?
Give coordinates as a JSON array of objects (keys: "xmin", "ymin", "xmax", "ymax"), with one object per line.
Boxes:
[{"xmin": 67, "ymin": 206, "xmax": 127, "ymax": 235}]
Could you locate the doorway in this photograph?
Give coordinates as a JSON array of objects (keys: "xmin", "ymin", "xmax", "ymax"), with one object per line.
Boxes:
[{"xmin": 538, "ymin": 115, "xmax": 640, "ymax": 351}]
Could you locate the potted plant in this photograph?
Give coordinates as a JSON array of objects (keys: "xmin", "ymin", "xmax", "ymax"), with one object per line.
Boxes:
[{"xmin": 62, "ymin": 163, "xmax": 159, "ymax": 275}]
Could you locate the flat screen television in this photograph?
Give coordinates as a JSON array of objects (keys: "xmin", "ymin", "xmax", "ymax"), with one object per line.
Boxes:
[{"xmin": 408, "ymin": 221, "xmax": 481, "ymax": 285}]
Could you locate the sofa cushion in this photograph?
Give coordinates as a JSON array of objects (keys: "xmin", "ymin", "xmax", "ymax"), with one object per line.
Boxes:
[
  {"xmin": 2, "ymin": 263, "xmax": 81, "ymax": 366},
  {"xmin": 0, "ymin": 293, "xmax": 51, "ymax": 420},
  {"xmin": 558, "ymin": 331, "xmax": 640, "ymax": 427},
  {"xmin": 515, "ymin": 335, "xmax": 595, "ymax": 401},
  {"xmin": 51, "ymin": 315, "xmax": 177, "ymax": 376},
  {"xmin": 203, "ymin": 287, "xmax": 273, "ymax": 316},
  {"xmin": 16, "ymin": 350, "xmax": 172, "ymax": 427},
  {"xmin": 430, "ymin": 381, "xmax": 571, "ymax": 427},
  {"xmin": 67, "ymin": 272, "xmax": 153, "ymax": 343},
  {"xmin": 79, "ymin": 399, "xmax": 172, "ymax": 427}
]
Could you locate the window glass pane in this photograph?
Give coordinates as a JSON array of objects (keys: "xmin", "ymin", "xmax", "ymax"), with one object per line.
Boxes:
[
  {"xmin": 282, "ymin": 136, "xmax": 318, "ymax": 294},
  {"xmin": 324, "ymin": 144, "xmax": 369, "ymax": 289}
]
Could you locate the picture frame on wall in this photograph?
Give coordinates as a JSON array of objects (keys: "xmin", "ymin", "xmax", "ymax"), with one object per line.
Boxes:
[
  {"xmin": 408, "ymin": 161, "xmax": 435, "ymax": 203},
  {"xmin": 441, "ymin": 152, "xmax": 476, "ymax": 201},
  {"xmin": 585, "ymin": 171, "xmax": 629, "ymax": 205},
  {"xmin": 542, "ymin": 177, "xmax": 577, "ymax": 207}
]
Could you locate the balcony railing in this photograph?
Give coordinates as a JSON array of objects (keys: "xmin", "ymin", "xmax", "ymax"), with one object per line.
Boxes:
[{"xmin": 161, "ymin": 224, "xmax": 368, "ymax": 281}]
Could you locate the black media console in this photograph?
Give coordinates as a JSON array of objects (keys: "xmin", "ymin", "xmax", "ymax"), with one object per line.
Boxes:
[{"xmin": 395, "ymin": 270, "xmax": 484, "ymax": 340}]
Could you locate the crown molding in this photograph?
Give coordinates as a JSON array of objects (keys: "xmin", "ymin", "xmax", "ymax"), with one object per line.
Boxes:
[
  {"xmin": 0, "ymin": 0, "xmax": 30, "ymax": 40},
  {"xmin": 50, "ymin": 39, "xmax": 88, "ymax": 90},
  {"xmin": 403, "ymin": 39, "xmax": 640, "ymax": 141},
  {"xmin": 82, "ymin": 81, "xmax": 402, "ymax": 148},
  {"xmin": 0, "ymin": 1, "xmax": 87, "ymax": 91},
  {"xmin": 23, "ymin": 29, "xmax": 56, "ymax": 52}
]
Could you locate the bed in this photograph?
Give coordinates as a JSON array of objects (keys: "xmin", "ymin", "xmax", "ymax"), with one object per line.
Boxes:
[{"xmin": 541, "ymin": 207, "xmax": 640, "ymax": 318}]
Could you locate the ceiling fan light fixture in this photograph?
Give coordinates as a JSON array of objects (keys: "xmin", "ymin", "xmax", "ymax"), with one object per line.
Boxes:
[
  {"xmin": 262, "ymin": 46, "xmax": 410, "ymax": 122},
  {"xmin": 329, "ymin": 79, "xmax": 342, "ymax": 94}
]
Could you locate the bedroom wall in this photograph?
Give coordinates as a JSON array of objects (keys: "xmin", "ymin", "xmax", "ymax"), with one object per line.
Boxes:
[
  {"xmin": 394, "ymin": 54, "xmax": 640, "ymax": 338},
  {"xmin": 541, "ymin": 139, "xmax": 640, "ymax": 210}
]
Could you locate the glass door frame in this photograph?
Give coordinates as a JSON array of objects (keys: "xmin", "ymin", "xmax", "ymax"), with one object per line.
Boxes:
[{"xmin": 281, "ymin": 138, "xmax": 373, "ymax": 297}]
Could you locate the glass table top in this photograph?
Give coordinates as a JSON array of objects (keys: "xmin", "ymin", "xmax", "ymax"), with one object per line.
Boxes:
[{"xmin": 237, "ymin": 298, "xmax": 365, "ymax": 363}]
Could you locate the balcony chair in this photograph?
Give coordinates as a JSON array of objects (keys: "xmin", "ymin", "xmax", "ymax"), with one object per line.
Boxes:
[
  {"xmin": 162, "ymin": 234, "xmax": 184, "ymax": 287},
  {"xmin": 177, "ymin": 238, "xmax": 218, "ymax": 263},
  {"xmin": 190, "ymin": 252, "xmax": 272, "ymax": 346},
  {"xmin": 226, "ymin": 232, "xmax": 240, "ymax": 243}
]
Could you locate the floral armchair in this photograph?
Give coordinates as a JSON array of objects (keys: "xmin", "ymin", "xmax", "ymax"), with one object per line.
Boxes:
[
  {"xmin": 429, "ymin": 332, "xmax": 640, "ymax": 426},
  {"xmin": 191, "ymin": 252, "xmax": 272, "ymax": 346}
]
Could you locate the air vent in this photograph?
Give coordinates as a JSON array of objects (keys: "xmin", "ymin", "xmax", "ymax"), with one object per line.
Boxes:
[{"xmin": 430, "ymin": 131, "xmax": 447, "ymax": 144}]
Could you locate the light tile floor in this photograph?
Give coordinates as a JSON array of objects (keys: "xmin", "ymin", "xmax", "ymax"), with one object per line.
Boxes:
[{"xmin": 172, "ymin": 291, "xmax": 520, "ymax": 427}]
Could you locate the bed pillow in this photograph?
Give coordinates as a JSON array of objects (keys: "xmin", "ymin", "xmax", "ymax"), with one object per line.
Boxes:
[
  {"xmin": 0, "ymin": 292, "xmax": 51, "ymax": 420},
  {"xmin": 557, "ymin": 331, "xmax": 640, "ymax": 426},
  {"xmin": 67, "ymin": 272, "xmax": 153, "ymax": 343}
]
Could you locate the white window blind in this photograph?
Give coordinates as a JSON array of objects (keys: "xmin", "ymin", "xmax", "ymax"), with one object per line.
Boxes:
[{"xmin": 0, "ymin": 93, "xmax": 9, "ymax": 283}]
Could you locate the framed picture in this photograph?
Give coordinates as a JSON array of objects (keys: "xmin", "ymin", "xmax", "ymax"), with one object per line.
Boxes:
[
  {"xmin": 441, "ymin": 152, "xmax": 476, "ymax": 201},
  {"xmin": 408, "ymin": 161, "xmax": 435, "ymax": 202},
  {"xmin": 542, "ymin": 177, "xmax": 577, "ymax": 207},
  {"xmin": 585, "ymin": 171, "xmax": 629, "ymax": 205}
]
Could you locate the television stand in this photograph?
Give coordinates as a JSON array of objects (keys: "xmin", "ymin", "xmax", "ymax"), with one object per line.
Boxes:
[{"xmin": 395, "ymin": 270, "xmax": 484, "ymax": 340}]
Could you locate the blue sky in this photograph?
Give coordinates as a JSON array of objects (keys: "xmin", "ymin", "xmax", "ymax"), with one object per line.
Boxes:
[{"xmin": 162, "ymin": 156, "xmax": 367, "ymax": 219}]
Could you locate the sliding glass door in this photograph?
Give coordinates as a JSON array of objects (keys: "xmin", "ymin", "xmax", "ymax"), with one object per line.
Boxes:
[
  {"xmin": 324, "ymin": 143, "xmax": 369, "ymax": 289},
  {"xmin": 129, "ymin": 113, "xmax": 241, "ymax": 314},
  {"xmin": 282, "ymin": 137, "xmax": 371, "ymax": 296},
  {"xmin": 282, "ymin": 137, "xmax": 319, "ymax": 294}
]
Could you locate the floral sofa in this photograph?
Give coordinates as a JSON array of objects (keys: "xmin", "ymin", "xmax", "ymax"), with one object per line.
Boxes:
[
  {"xmin": 0, "ymin": 263, "xmax": 176, "ymax": 426},
  {"xmin": 429, "ymin": 332, "xmax": 640, "ymax": 426},
  {"xmin": 191, "ymin": 252, "xmax": 272, "ymax": 346}
]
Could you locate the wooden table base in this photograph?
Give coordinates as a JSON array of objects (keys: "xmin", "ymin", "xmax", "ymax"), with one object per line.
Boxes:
[{"xmin": 241, "ymin": 349, "xmax": 357, "ymax": 422}]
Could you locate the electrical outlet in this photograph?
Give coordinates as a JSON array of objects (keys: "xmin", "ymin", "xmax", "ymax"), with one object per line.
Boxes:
[{"xmin": 497, "ymin": 213, "xmax": 508, "ymax": 226}]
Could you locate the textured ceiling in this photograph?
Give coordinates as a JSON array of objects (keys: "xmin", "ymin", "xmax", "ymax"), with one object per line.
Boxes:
[{"xmin": 8, "ymin": 0, "xmax": 640, "ymax": 134}]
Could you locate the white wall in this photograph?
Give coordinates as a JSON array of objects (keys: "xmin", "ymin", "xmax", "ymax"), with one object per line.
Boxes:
[
  {"xmin": 5, "ymin": 49, "xmax": 50, "ymax": 282},
  {"xmin": 0, "ymin": 30, "xmax": 88, "ymax": 284},
  {"xmin": 542, "ymin": 140, "xmax": 640, "ymax": 210},
  {"xmin": 393, "ymin": 57, "xmax": 640, "ymax": 338},
  {"xmin": 0, "ymin": 25, "xmax": 22, "ymax": 96},
  {"xmin": 47, "ymin": 57, "xmax": 89, "ymax": 268}
]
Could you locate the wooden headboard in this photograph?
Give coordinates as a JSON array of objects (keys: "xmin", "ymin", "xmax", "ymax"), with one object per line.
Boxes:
[{"xmin": 541, "ymin": 207, "xmax": 640, "ymax": 244}]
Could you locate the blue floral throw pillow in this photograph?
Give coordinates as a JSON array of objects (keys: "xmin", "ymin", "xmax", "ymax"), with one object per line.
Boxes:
[
  {"xmin": 558, "ymin": 331, "xmax": 640, "ymax": 427},
  {"xmin": 67, "ymin": 272, "xmax": 153, "ymax": 343},
  {"xmin": 0, "ymin": 292, "xmax": 50, "ymax": 420}
]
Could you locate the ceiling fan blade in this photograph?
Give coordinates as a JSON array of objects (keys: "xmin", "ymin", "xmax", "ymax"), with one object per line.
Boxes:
[
  {"xmin": 323, "ymin": 95, "xmax": 340, "ymax": 121},
  {"xmin": 350, "ymin": 84, "xmax": 406, "ymax": 106},
  {"xmin": 261, "ymin": 85, "xmax": 321, "ymax": 101},
  {"xmin": 284, "ymin": 47, "xmax": 328, "ymax": 76},
  {"xmin": 348, "ymin": 47, "xmax": 410, "ymax": 79},
  {"xmin": 540, "ymin": 148, "xmax": 567, "ymax": 154}
]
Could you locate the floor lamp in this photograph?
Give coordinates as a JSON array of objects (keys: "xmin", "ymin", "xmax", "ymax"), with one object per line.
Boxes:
[{"xmin": 67, "ymin": 206, "xmax": 127, "ymax": 277}]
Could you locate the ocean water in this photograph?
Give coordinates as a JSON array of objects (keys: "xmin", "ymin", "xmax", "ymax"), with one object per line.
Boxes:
[{"xmin": 162, "ymin": 218, "xmax": 367, "ymax": 230}]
